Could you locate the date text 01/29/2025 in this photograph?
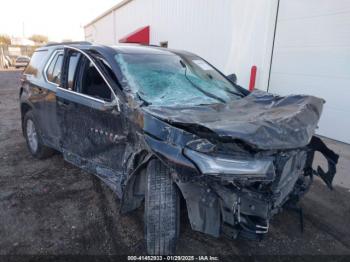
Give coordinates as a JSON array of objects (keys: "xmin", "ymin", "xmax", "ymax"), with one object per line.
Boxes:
[{"xmin": 127, "ymin": 255, "xmax": 220, "ymax": 261}]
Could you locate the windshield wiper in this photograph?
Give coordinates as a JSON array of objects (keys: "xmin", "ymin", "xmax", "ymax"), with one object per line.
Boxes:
[
  {"xmin": 223, "ymin": 87, "xmax": 245, "ymax": 98},
  {"xmin": 180, "ymin": 60, "xmax": 225, "ymax": 104},
  {"xmin": 205, "ymin": 72, "xmax": 244, "ymax": 98},
  {"xmin": 137, "ymin": 93, "xmax": 151, "ymax": 106}
]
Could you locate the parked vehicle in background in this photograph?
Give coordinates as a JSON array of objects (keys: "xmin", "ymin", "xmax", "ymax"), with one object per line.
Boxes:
[
  {"xmin": 15, "ymin": 56, "xmax": 30, "ymax": 68},
  {"xmin": 19, "ymin": 42, "xmax": 339, "ymax": 255}
]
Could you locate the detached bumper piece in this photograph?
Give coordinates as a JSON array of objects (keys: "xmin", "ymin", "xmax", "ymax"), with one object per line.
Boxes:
[{"xmin": 304, "ymin": 136, "xmax": 339, "ymax": 190}]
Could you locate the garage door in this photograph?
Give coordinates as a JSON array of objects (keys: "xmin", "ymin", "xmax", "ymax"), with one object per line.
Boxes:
[{"xmin": 268, "ymin": 0, "xmax": 350, "ymax": 143}]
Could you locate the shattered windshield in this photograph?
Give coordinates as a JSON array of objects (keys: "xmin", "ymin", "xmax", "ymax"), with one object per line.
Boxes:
[{"xmin": 115, "ymin": 52, "xmax": 242, "ymax": 106}]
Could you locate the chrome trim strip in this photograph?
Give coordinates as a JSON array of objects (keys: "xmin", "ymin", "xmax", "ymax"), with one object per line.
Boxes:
[
  {"xmin": 64, "ymin": 45, "xmax": 120, "ymax": 111},
  {"xmin": 56, "ymin": 86, "xmax": 106, "ymax": 104}
]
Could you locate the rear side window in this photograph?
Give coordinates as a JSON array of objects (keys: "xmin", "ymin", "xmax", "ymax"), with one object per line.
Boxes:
[
  {"xmin": 67, "ymin": 52, "xmax": 81, "ymax": 90},
  {"xmin": 46, "ymin": 52, "xmax": 63, "ymax": 85},
  {"xmin": 24, "ymin": 50, "xmax": 48, "ymax": 78}
]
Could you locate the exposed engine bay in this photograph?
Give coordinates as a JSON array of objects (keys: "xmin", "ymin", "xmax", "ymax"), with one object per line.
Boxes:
[{"xmin": 140, "ymin": 90, "xmax": 339, "ymax": 239}]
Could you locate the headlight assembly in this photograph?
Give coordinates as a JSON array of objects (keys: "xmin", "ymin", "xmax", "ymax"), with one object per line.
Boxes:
[{"xmin": 184, "ymin": 148, "xmax": 274, "ymax": 180}]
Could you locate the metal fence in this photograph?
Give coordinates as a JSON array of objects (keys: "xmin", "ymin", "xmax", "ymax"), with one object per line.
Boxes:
[
  {"xmin": 0, "ymin": 44, "xmax": 38, "ymax": 69},
  {"xmin": 1, "ymin": 44, "xmax": 37, "ymax": 56}
]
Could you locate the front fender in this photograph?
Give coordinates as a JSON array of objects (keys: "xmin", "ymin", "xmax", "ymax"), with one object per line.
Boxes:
[{"xmin": 142, "ymin": 112, "xmax": 199, "ymax": 176}]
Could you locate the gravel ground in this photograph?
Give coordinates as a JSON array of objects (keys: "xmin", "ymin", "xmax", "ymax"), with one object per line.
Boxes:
[{"xmin": 0, "ymin": 70, "xmax": 349, "ymax": 259}]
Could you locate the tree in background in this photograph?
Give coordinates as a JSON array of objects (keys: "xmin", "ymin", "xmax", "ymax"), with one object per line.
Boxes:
[
  {"xmin": 0, "ymin": 35, "xmax": 11, "ymax": 45},
  {"xmin": 29, "ymin": 34, "xmax": 49, "ymax": 45}
]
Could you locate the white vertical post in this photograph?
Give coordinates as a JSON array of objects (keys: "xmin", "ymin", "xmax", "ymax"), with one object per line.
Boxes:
[
  {"xmin": 113, "ymin": 10, "xmax": 117, "ymax": 44},
  {"xmin": 0, "ymin": 47, "xmax": 5, "ymax": 69}
]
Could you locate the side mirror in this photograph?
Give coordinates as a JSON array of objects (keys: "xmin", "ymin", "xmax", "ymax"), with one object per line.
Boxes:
[
  {"xmin": 227, "ymin": 73, "xmax": 237, "ymax": 84},
  {"xmin": 103, "ymin": 99, "xmax": 120, "ymax": 112}
]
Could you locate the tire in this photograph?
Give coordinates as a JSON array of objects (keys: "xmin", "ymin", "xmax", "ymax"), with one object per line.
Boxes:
[
  {"xmin": 23, "ymin": 111, "xmax": 54, "ymax": 159},
  {"xmin": 145, "ymin": 159, "xmax": 180, "ymax": 255}
]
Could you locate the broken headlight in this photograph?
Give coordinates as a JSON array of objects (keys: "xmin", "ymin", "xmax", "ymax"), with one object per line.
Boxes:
[{"xmin": 184, "ymin": 148, "xmax": 275, "ymax": 179}]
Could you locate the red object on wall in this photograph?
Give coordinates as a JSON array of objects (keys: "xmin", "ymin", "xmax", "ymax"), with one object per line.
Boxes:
[
  {"xmin": 249, "ymin": 65, "xmax": 257, "ymax": 91},
  {"xmin": 119, "ymin": 26, "xmax": 150, "ymax": 45}
]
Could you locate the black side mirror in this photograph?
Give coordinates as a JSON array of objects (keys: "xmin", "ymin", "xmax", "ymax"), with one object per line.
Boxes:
[{"xmin": 227, "ymin": 73, "xmax": 237, "ymax": 84}]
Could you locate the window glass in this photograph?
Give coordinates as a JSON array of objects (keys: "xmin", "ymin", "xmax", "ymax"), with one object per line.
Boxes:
[
  {"xmin": 79, "ymin": 59, "xmax": 112, "ymax": 101},
  {"xmin": 67, "ymin": 52, "xmax": 81, "ymax": 90},
  {"xmin": 98, "ymin": 57, "xmax": 119, "ymax": 84},
  {"xmin": 115, "ymin": 53, "xmax": 241, "ymax": 106},
  {"xmin": 46, "ymin": 53, "xmax": 63, "ymax": 85},
  {"xmin": 51, "ymin": 55, "xmax": 63, "ymax": 85},
  {"xmin": 46, "ymin": 56, "xmax": 57, "ymax": 82},
  {"xmin": 46, "ymin": 55, "xmax": 58, "ymax": 82},
  {"xmin": 24, "ymin": 50, "xmax": 48, "ymax": 77}
]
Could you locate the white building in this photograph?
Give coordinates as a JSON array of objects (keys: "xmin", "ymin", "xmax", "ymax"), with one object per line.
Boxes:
[
  {"xmin": 84, "ymin": 0, "xmax": 350, "ymax": 144},
  {"xmin": 10, "ymin": 37, "xmax": 35, "ymax": 46}
]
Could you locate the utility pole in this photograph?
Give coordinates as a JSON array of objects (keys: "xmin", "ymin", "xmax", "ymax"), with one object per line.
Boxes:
[{"xmin": 22, "ymin": 21, "xmax": 25, "ymax": 38}]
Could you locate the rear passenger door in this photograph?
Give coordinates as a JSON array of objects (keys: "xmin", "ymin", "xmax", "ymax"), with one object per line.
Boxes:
[
  {"xmin": 56, "ymin": 48, "xmax": 126, "ymax": 194},
  {"xmin": 41, "ymin": 49, "xmax": 64, "ymax": 148},
  {"xmin": 23, "ymin": 49, "xmax": 62, "ymax": 149}
]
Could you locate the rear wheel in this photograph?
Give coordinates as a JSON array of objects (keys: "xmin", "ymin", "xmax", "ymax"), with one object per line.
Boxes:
[
  {"xmin": 144, "ymin": 159, "xmax": 180, "ymax": 255},
  {"xmin": 24, "ymin": 111, "xmax": 54, "ymax": 159}
]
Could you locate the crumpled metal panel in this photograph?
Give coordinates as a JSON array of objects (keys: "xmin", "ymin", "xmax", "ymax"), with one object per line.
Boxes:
[
  {"xmin": 144, "ymin": 90, "xmax": 324, "ymax": 150},
  {"xmin": 176, "ymin": 180, "xmax": 221, "ymax": 237},
  {"xmin": 271, "ymin": 150, "xmax": 307, "ymax": 207}
]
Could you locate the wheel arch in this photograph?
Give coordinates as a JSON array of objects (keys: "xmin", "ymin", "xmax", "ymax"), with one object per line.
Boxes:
[
  {"xmin": 120, "ymin": 150, "xmax": 184, "ymax": 214},
  {"xmin": 20, "ymin": 102, "xmax": 33, "ymax": 135}
]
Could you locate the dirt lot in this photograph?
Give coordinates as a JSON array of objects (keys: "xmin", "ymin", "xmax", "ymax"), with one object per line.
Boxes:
[{"xmin": 0, "ymin": 70, "xmax": 350, "ymax": 258}]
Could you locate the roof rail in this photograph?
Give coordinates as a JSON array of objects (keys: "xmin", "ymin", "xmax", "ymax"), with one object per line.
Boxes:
[
  {"xmin": 145, "ymin": 44, "xmax": 161, "ymax": 47},
  {"xmin": 44, "ymin": 41, "xmax": 92, "ymax": 47}
]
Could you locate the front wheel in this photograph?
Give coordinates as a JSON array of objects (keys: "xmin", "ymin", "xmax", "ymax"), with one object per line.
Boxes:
[{"xmin": 144, "ymin": 159, "xmax": 180, "ymax": 255}]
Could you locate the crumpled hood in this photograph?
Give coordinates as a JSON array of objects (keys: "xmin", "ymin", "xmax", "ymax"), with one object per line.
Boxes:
[{"xmin": 143, "ymin": 90, "xmax": 324, "ymax": 150}]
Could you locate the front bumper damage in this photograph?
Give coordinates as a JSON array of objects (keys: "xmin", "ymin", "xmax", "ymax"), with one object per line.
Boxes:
[
  {"xmin": 143, "ymin": 113, "xmax": 339, "ymax": 240},
  {"xmin": 175, "ymin": 149, "xmax": 308, "ymax": 239},
  {"xmin": 177, "ymin": 142, "xmax": 337, "ymax": 240}
]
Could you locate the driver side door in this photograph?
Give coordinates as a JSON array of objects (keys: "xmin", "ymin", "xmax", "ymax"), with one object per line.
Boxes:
[{"xmin": 56, "ymin": 48, "xmax": 126, "ymax": 196}]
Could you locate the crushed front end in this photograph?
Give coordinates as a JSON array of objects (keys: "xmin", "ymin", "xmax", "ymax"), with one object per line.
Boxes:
[
  {"xmin": 142, "ymin": 90, "xmax": 339, "ymax": 240},
  {"xmin": 176, "ymin": 138, "xmax": 338, "ymax": 240}
]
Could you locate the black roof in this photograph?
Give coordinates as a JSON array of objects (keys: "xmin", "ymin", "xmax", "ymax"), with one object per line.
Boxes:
[
  {"xmin": 112, "ymin": 45, "xmax": 175, "ymax": 54},
  {"xmin": 36, "ymin": 41, "xmax": 93, "ymax": 51},
  {"xmin": 36, "ymin": 42, "xmax": 196, "ymax": 57},
  {"xmin": 44, "ymin": 41, "xmax": 93, "ymax": 47}
]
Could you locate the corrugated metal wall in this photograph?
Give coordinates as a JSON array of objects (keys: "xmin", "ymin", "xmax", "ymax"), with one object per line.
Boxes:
[
  {"xmin": 85, "ymin": 13, "xmax": 115, "ymax": 45},
  {"xmin": 85, "ymin": 0, "xmax": 278, "ymax": 90},
  {"xmin": 269, "ymin": 0, "xmax": 350, "ymax": 143}
]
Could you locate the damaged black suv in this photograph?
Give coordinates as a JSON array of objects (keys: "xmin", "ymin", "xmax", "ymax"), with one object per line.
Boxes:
[{"xmin": 20, "ymin": 42, "xmax": 339, "ymax": 255}]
